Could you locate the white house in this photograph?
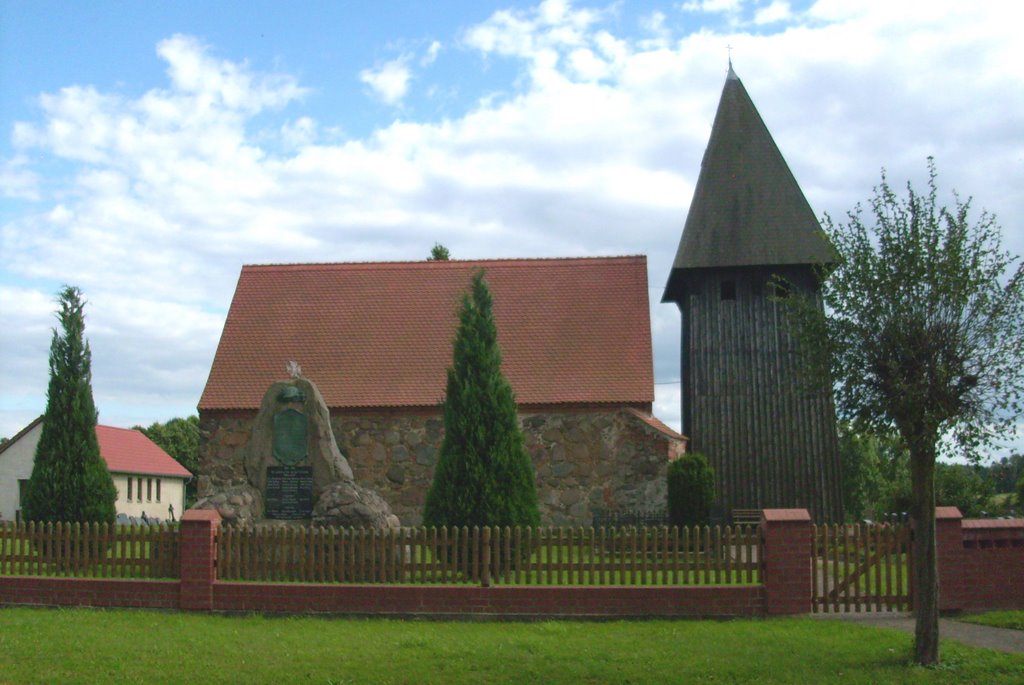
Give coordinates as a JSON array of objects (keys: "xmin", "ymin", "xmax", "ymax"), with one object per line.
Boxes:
[{"xmin": 0, "ymin": 417, "xmax": 192, "ymax": 523}]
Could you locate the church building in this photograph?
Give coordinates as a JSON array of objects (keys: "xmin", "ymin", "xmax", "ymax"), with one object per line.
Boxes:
[
  {"xmin": 198, "ymin": 256, "xmax": 686, "ymax": 526},
  {"xmin": 662, "ymin": 66, "xmax": 844, "ymax": 522}
]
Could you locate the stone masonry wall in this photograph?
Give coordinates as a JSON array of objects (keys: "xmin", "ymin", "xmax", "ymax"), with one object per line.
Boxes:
[{"xmin": 198, "ymin": 407, "xmax": 678, "ymax": 526}]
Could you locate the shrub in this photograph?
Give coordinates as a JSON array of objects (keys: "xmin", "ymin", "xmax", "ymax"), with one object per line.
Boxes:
[{"xmin": 667, "ymin": 452, "xmax": 715, "ymax": 527}]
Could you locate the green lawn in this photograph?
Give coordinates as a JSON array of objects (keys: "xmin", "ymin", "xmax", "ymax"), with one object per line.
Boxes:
[
  {"xmin": 0, "ymin": 608, "xmax": 1021, "ymax": 684},
  {"xmin": 959, "ymin": 611, "xmax": 1024, "ymax": 631}
]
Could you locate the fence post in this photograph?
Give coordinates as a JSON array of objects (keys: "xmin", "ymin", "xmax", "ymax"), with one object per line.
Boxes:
[
  {"xmin": 761, "ymin": 509, "xmax": 812, "ymax": 615},
  {"xmin": 935, "ymin": 506, "xmax": 964, "ymax": 613},
  {"xmin": 179, "ymin": 509, "xmax": 221, "ymax": 611},
  {"xmin": 481, "ymin": 526, "xmax": 491, "ymax": 588}
]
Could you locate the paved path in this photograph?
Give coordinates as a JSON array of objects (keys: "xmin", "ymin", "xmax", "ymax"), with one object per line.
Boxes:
[{"xmin": 816, "ymin": 612, "xmax": 1024, "ymax": 655}]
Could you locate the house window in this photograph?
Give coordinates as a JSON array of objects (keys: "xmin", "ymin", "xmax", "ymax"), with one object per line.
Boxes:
[
  {"xmin": 147, "ymin": 478, "xmax": 153, "ymax": 502},
  {"xmin": 720, "ymin": 280, "xmax": 737, "ymax": 301},
  {"xmin": 137, "ymin": 478, "xmax": 143, "ymax": 502},
  {"xmin": 18, "ymin": 479, "xmax": 29, "ymax": 506},
  {"xmin": 127, "ymin": 477, "xmax": 133, "ymax": 501},
  {"xmin": 156, "ymin": 479, "xmax": 161, "ymax": 503}
]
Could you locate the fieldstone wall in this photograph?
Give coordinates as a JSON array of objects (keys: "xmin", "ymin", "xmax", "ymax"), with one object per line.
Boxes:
[{"xmin": 198, "ymin": 407, "xmax": 682, "ymax": 526}]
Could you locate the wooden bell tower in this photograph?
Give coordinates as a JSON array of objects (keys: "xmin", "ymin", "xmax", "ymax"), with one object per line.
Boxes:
[{"xmin": 662, "ymin": 66, "xmax": 844, "ymax": 522}]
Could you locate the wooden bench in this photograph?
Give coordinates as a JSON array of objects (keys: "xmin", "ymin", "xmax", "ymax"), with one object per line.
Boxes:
[{"xmin": 731, "ymin": 509, "xmax": 762, "ymax": 526}]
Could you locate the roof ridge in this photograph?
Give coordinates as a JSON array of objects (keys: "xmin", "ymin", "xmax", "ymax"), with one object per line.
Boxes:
[
  {"xmin": 0, "ymin": 415, "xmax": 43, "ymax": 457},
  {"xmin": 97, "ymin": 424, "xmax": 139, "ymax": 433},
  {"xmin": 243, "ymin": 255, "xmax": 647, "ymax": 271}
]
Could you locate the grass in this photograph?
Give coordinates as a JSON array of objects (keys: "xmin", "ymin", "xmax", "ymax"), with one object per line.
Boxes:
[
  {"xmin": 989, "ymin": 493, "xmax": 1015, "ymax": 507},
  {"xmin": 959, "ymin": 611, "xmax": 1024, "ymax": 631},
  {"xmin": 0, "ymin": 608, "xmax": 1022, "ymax": 684}
]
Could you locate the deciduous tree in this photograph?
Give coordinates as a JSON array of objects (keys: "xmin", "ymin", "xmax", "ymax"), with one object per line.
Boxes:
[
  {"xmin": 134, "ymin": 416, "xmax": 199, "ymax": 504},
  {"xmin": 779, "ymin": 159, "xmax": 1024, "ymax": 664},
  {"xmin": 23, "ymin": 286, "xmax": 117, "ymax": 524}
]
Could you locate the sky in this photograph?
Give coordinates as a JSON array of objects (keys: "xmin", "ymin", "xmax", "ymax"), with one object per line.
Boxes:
[{"xmin": 1, "ymin": 0, "xmax": 1023, "ymax": 460}]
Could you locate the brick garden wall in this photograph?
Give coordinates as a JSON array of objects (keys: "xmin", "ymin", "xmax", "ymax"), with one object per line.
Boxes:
[
  {"xmin": 5, "ymin": 508, "xmax": 1022, "ymax": 618},
  {"xmin": 0, "ymin": 577, "xmax": 179, "ymax": 609},
  {"xmin": 213, "ymin": 584, "xmax": 764, "ymax": 617},
  {"xmin": 936, "ymin": 509, "xmax": 1024, "ymax": 613}
]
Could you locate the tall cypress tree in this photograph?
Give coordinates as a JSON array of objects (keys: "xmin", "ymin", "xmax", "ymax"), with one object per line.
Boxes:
[
  {"xmin": 23, "ymin": 286, "xmax": 117, "ymax": 524},
  {"xmin": 423, "ymin": 270, "xmax": 540, "ymax": 529}
]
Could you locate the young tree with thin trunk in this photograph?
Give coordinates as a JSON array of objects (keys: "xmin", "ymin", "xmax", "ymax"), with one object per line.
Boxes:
[
  {"xmin": 423, "ymin": 270, "xmax": 540, "ymax": 529},
  {"xmin": 23, "ymin": 286, "xmax": 117, "ymax": 524},
  {"xmin": 779, "ymin": 159, "xmax": 1024, "ymax": 665}
]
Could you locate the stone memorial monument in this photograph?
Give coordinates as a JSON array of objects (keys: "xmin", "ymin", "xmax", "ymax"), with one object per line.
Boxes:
[{"xmin": 193, "ymin": 364, "xmax": 399, "ymax": 529}]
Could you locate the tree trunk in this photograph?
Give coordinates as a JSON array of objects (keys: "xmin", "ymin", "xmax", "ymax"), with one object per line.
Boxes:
[{"xmin": 910, "ymin": 445, "xmax": 939, "ymax": 665}]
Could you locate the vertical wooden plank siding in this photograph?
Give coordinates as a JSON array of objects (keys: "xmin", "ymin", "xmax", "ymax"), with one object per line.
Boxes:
[{"xmin": 675, "ymin": 269, "xmax": 844, "ymax": 522}]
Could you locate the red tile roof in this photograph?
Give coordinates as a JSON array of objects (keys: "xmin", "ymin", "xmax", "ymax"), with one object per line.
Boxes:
[
  {"xmin": 95, "ymin": 425, "xmax": 192, "ymax": 478},
  {"xmin": 199, "ymin": 256, "xmax": 654, "ymax": 411},
  {"xmin": 625, "ymin": 408, "xmax": 686, "ymax": 441}
]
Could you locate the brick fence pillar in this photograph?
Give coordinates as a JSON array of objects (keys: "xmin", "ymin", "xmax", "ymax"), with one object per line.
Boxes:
[
  {"xmin": 761, "ymin": 509, "xmax": 812, "ymax": 615},
  {"xmin": 935, "ymin": 506, "xmax": 964, "ymax": 612},
  {"xmin": 179, "ymin": 509, "xmax": 221, "ymax": 611}
]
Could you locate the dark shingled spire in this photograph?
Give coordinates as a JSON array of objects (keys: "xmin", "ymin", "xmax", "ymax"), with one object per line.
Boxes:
[{"xmin": 662, "ymin": 68, "xmax": 836, "ymax": 301}]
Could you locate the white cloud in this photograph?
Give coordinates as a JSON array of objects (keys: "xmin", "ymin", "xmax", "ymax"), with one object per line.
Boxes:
[
  {"xmin": 360, "ymin": 57, "xmax": 413, "ymax": 105},
  {"xmin": 280, "ymin": 117, "xmax": 318, "ymax": 149},
  {"xmin": 681, "ymin": 0, "xmax": 741, "ymax": 14},
  {"xmin": 422, "ymin": 41, "xmax": 443, "ymax": 67},
  {"xmin": 755, "ymin": 1, "xmax": 791, "ymax": 25},
  {"xmin": 654, "ymin": 384, "xmax": 682, "ymax": 434},
  {"xmin": 463, "ymin": 0, "xmax": 605, "ymax": 84},
  {"xmin": 157, "ymin": 34, "xmax": 306, "ymax": 112},
  {"xmin": 639, "ymin": 11, "xmax": 671, "ymax": 49},
  {"xmin": 2, "ymin": 3, "xmax": 1023, "ymax": 446},
  {"xmin": 0, "ymin": 156, "xmax": 39, "ymax": 200}
]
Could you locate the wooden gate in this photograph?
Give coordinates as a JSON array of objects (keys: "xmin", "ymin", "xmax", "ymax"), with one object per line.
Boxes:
[{"xmin": 812, "ymin": 522, "xmax": 912, "ymax": 613}]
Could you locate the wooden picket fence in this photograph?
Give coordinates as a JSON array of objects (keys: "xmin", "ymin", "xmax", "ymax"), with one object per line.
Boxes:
[
  {"xmin": 0, "ymin": 521, "xmax": 180, "ymax": 579},
  {"xmin": 812, "ymin": 522, "xmax": 912, "ymax": 613},
  {"xmin": 216, "ymin": 524, "xmax": 761, "ymax": 586}
]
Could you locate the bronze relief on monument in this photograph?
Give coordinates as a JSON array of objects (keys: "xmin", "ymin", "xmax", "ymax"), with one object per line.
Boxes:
[{"xmin": 272, "ymin": 408, "xmax": 308, "ymax": 466}]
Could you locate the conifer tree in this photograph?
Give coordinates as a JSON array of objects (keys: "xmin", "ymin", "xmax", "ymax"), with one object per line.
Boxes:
[
  {"xmin": 423, "ymin": 270, "xmax": 540, "ymax": 529},
  {"xmin": 23, "ymin": 286, "xmax": 117, "ymax": 523}
]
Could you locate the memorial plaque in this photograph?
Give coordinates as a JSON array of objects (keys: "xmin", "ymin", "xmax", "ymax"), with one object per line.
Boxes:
[
  {"xmin": 273, "ymin": 408, "xmax": 307, "ymax": 466},
  {"xmin": 264, "ymin": 466, "xmax": 314, "ymax": 519}
]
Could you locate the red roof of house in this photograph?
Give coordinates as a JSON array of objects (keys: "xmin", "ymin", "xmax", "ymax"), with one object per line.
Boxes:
[
  {"xmin": 199, "ymin": 256, "xmax": 654, "ymax": 411},
  {"xmin": 95, "ymin": 425, "xmax": 192, "ymax": 478}
]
